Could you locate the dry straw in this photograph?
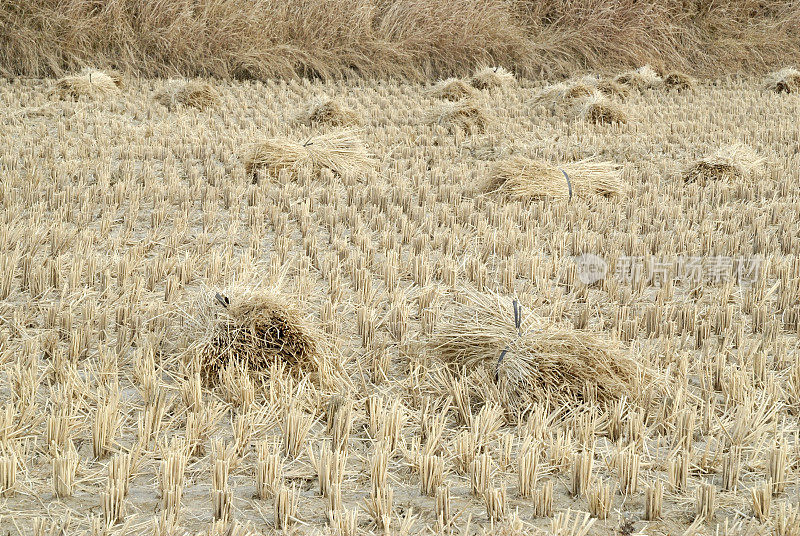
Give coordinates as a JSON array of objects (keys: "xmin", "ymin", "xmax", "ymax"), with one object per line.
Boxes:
[
  {"xmin": 594, "ymin": 79, "xmax": 630, "ymax": 100},
  {"xmin": 154, "ymin": 80, "xmax": 219, "ymax": 110},
  {"xmin": 613, "ymin": 65, "xmax": 663, "ymax": 89},
  {"xmin": 663, "ymin": 71, "xmax": 695, "ymax": 90},
  {"xmin": 53, "ymin": 68, "xmax": 122, "ymax": 99},
  {"xmin": 426, "ymin": 99, "xmax": 489, "ymax": 134},
  {"xmin": 486, "ymin": 156, "xmax": 624, "ymax": 201},
  {"xmin": 683, "ymin": 144, "xmax": 766, "ymax": 184},
  {"xmin": 431, "ymin": 290, "xmax": 645, "ymax": 410},
  {"xmin": 243, "ymin": 129, "xmax": 372, "ymax": 182},
  {"xmin": 187, "ymin": 288, "xmax": 326, "ymax": 385},
  {"xmin": 470, "ymin": 66, "xmax": 514, "ymax": 90},
  {"xmin": 534, "ymin": 82, "xmax": 598, "ymax": 108},
  {"xmin": 300, "ymin": 98, "xmax": 360, "ymax": 127},
  {"xmin": 427, "ymin": 78, "xmax": 478, "ymax": 100},
  {"xmin": 765, "ymin": 67, "xmax": 800, "ymax": 93},
  {"xmin": 576, "ymin": 94, "xmax": 628, "ymax": 125}
]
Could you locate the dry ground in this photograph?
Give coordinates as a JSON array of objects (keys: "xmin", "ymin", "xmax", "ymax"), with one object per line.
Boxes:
[{"xmin": 0, "ymin": 73, "xmax": 799, "ymax": 536}]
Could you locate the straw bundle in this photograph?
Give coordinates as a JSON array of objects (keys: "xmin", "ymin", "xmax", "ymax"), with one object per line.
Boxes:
[
  {"xmin": 189, "ymin": 289, "xmax": 324, "ymax": 384},
  {"xmin": 53, "ymin": 68, "xmax": 121, "ymax": 99},
  {"xmin": 613, "ymin": 65, "xmax": 663, "ymax": 89},
  {"xmin": 300, "ymin": 98, "xmax": 360, "ymax": 127},
  {"xmin": 595, "ymin": 79, "xmax": 630, "ymax": 100},
  {"xmin": 486, "ymin": 156, "xmax": 623, "ymax": 201},
  {"xmin": 154, "ymin": 80, "xmax": 219, "ymax": 110},
  {"xmin": 663, "ymin": 71, "xmax": 695, "ymax": 90},
  {"xmin": 470, "ymin": 67, "xmax": 514, "ymax": 90},
  {"xmin": 428, "ymin": 78, "xmax": 478, "ymax": 100},
  {"xmin": 243, "ymin": 130, "xmax": 373, "ymax": 182},
  {"xmin": 765, "ymin": 67, "xmax": 800, "ymax": 94},
  {"xmin": 683, "ymin": 144, "xmax": 766, "ymax": 184},
  {"xmin": 427, "ymin": 99, "xmax": 489, "ymax": 134},
  {"xmin": 577, "ymin": 95, "xmax": 627, "ymax": 125},
  {"xmin": 431, "ymin": 290, "xmax": 643, "ymax": 408},
  {"xmin": 534, "ymin": 82, "xmax": 598, "ymax": 107}
]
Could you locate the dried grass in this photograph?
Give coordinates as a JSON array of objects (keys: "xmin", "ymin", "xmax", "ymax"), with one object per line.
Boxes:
[
  {"xmin": 534, "ymin": 82, "xmax": 598, "ymax": 107},
  {"xmin": 52, "ymin": 68, "xmax": 121, "ymax": 99},
  {"xmin": 576, "ymin": 95, "xmax": 627, "ymax": 125},
  {"xmin": 663, "ymin": 71, "xmax": 695, "ymax": 90},
  {"xmin": 431, "ymin": 290, "xmax": 644, "ymax": 408},
  {"xmin": 486, "ymin": 156, "xmax": 623, "ymax": 201},
  {"xmin": 613, "ymin": 65, "xmax": 663, "ymax": 89},
  {"xmin": 154, "ymin": 80, "xmax": 219, "ymax": 110},
  {"xmin": 187, "ymin": 288, "xmax": 325, "ymax": 384},
  {"xmin": 426, "ymin": 99, "xmax": 489, "ymax": 134},
  {"xmin": 243, "ymin": 129, "xmax": 373, "ymax": 181},
  {"xmin": 595, "ymin": 79, "xmax": 630, "ymax": 100},
  {"xmin": 683, "ymin": 144, "xmax": 766, "ymax": 183},
  {"xmin": 300, "ymin": 98, "xmax": 360, "ymax": 127},
  {"xmin": 428, "ymin": 78, "xmax": 478, "ymax": 101},
  {"xmin": 470, "ymin": 67, "xmax": 514, "ymax": 90},
  {"xmin": 765, "ymin": 67, "xmax": 800, "ymax": 94}
]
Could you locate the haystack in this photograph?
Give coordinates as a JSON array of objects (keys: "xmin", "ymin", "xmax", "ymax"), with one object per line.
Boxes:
[
  {"xmin": 53, "ymin": 68, "xmax": 121, "ymax": 99},
  {"xmin": 765, "ymin": 67, "xmax": 800, "ymax": 94},
  {"xmin": 190, "ymin": 289, "xmax": 324, "ymax": 384},
  {"xmin": 486, "ymin": 156, "xmax": 623, "ymax": 201},
  {"xmin": 663, "ymin": 71, "xmax": 695, "ymax": 90},
  {"xmin": 154, "ymin": 80, "xmax": 219, "ymax": 110},
  {"xmin": 577, "ymin": 95, "xmax": 627, "ymax": 125},
  {"xmin": 300, "ymin": 98, "xmax": 360, "ymax": 127},
  {"xmin": 427, "ymin": 78, "xmax": 478, "ymax": 100},
  {"xmin": 243, "ymin": 129, "xmax": 373, "ymax": 182},
  {"xmin": 426, "ymin": 99, "xmax": 489, "ymax": 134},
  {"xmin": 683, "ymin": 144, "xmax": 766, "ymax": 184},
  {"xmin": 431, "ymin": 290, "xmax": 643, "ymax": 408},
  {"xmin": 470, "ymin": 66, "xmax": 515, "ymax": 90},
  {"xmin": 613, "ymin": 65, "xmax": 663, "ymax": 90}
]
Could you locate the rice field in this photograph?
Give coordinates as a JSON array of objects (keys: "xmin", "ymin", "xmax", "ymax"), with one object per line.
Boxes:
[{"xmin": 1, "ymin": 69, "xmax": 799, "ymax": 536}]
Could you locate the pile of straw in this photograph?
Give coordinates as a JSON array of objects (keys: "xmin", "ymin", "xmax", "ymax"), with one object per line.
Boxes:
[
  {"xmin": 189, "ymin": 289, "xmax": 324, "ymax": 384},
  {"xmin": 765, "ymin": 67, "xmax": 800, "ymax": 94},
  {"xmin": 300, "ymin": 98, "xmax": 360, "ymax": 127},
  {"xmin": 577, "ymin": 95, "xmax": 627, "ymax": 125},
  {"xmin": 427, "ymin": 78, "xmax": 478, "ymax": 100},
  {"xmin": 663, "ymin": 71, "xmax": 695, "ymax": 90},
  {"xmin": 426, "ymin": 99, "xmax": 489, "ymax": 134},
  {"xmin": 486, "ymin": 156, "xmax": 623, "ymax": 201},
  {"xmin": 613, "ymin": 65, "xmax": 663, "ymax": 89},
  {"xmin": 470, "ymin": 67, "xmax": 514, "ymax": 90},
  {"xmin": 53, "ymin": 68, "xmax": 121, "ymax": 99},
  {"xmin": 243, "ymin": 130, "xmax": 373, "ymax": 182},
  {"xmin": 534, "ymin": 82, "xmax": 597, "ymax": 107},
  {"xmin": 683, "ymin": 144, "xmax": 766, "ymax": 183},
  {"xmin": 431, "ymin": 290, "xmax": 643, "ymax": 408},
  {"xmin": 595, "ymin": 79, "xmax": 630, "ymax": 100},
  {"xmin": 154, "ymin": 80, "xmax": 219, "ymax": 110}
]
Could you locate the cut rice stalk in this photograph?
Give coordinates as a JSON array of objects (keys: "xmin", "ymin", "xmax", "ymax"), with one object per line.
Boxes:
[
  {"xmin": 470, "ymin": 67, "xmax": 514, "ymax": 90},
  {"xmin": 613, "ymin": 65, "xmax": 663, "ymax": 90},
  {"xmin": 486, "ymin": 156, "xmax": 623, "ymax": 201},
  {"xmin": 154, "ymin": 80, "xmax": 219, "ymax": 110},
  {"xmin": 683, "ymin": 144, "xmax": 766, "ymax": 184},
  {"xmin": 534, "ymin": 82, "xmax": 598, "ymax": 107},
  {"xmin": 765, "ymin": 67, "xmax": 800, "ymax": 94},
  {"xmin": 426, "ymin": 99, "xmax": 489, "ymax": 134},
  {"xmin": 663, "ymin": 71, "xmax": 695, "ymax": 90},
  {"xmin": 576, "ymin": 95, "xmax": 627, "ymax": 125},
  {"xmin": 431, "ymin": 290, "xmax": 645, "ymax": 409},
  {"xmin": 243, "ymin": 129, "xmax": 373, "ymax": 182},
  {"xmin": 53, "ymin": 68, "xmax": 121, "ymax": 99},
  {"xmin": 300, "ymin": 98, "xmax": 360, "ymax": 127},
  {"xmin": 427, "ymin": 78, "xmax": 478, "ymax": 101}
]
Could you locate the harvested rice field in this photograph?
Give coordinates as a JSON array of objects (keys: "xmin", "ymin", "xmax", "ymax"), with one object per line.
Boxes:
[{"xmin": 1, "ymin": 70, "xmax": 799, "ymax": 536}]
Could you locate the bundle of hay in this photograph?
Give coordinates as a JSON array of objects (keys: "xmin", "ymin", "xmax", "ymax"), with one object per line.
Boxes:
[
  {"xmin": 426, "ymin": 99, "xmax": 489, "ymax": 134},
  {"xmin": 300, "ymin": 98, "xmax": 360, "ymax": 127},
  {"xmin": 576, "ymin": 95, "xmax": 627, "ymax": 125},
  {"xmin": 53, "ymin": 68, "xmax": 121, "ymax": 99},
  {"xmin": 470, "ymin": 66, "xmax": 515, "ymax": 90},
  {"xmin": 189, "ymin": 289, "xmax": 325, "ymax": 384},
  {"xmin": 486, "ymin": 156, "xmax": 623, "ymax": 201},
  {"xmin": 765, "ymin": 67, "xmax": 800, "ymax": 94},
  {"xmin": 683, "ymin": 144, "xmax": 766, "ymax": 184},
  {"xmin": 431, "ymin": 290, "xmax": 644, "ymax": 408},
  {"xmin": 663, "ymin": 71, "xmax": 695, "ymax": 90},
  {"xmin": 613, "ymin": 65, "xmax": 663, "ymax": 90},
  {"xmin": 427, "ymin": 78, "xmax": 478, "ymax": 100},
  {"xmin": 594, "ymin": 79, "xmax": 630, "ymax": 100},
  {"xmin": 154, "ymin": 80, "xmax": 219, "ymax": 110},
  {"xmin": 534, "ymin": 82, "xmax": 598, "ymax": 107},
  {"xmin": 243, "ymin": 129, "xmax": 373, "ymax": 182}
]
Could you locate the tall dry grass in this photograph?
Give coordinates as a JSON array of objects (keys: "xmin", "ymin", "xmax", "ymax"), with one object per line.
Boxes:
[{"xmin": 1, "ymin": 0, "xmax": 798, "ymax": 79}]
